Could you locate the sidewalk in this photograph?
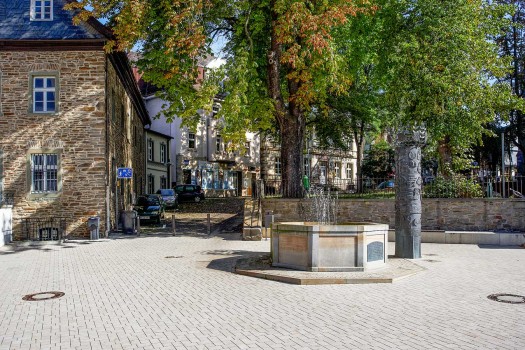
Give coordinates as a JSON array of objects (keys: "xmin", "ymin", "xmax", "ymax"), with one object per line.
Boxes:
[{"xmin": 0, "ymin": 233, "xmax": 524, "ymax": 349}]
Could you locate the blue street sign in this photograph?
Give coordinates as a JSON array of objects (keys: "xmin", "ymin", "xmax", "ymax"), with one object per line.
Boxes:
[{"xmin": 117, "ymin": 167, "xmax": 133, "ymax": 179}]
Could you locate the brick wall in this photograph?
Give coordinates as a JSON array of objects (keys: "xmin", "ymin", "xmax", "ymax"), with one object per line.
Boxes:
[{"xmin": 262, "ymin": 198, "xmax": 525, "ymax": 231}]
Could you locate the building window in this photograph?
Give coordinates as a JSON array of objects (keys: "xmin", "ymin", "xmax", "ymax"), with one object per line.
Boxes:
[
  {"xmin": 30, "ymin": 153, "xmax": 58, "ymax": 193},
  {"xmin": 147, "ymin": 174, "xmax": 154, "ymax": 194},
  {"xmin": 216, "ymin": 135, "xmax": 222, "ymax": 153},
  {"xmin": 32, "ymin": 76, "xmax": 56, "ymax": 113},
  {"xmin": 334, "ymin": 162, "xmax": 341, "ymax": 179},
  {"xmin": 346, "ymin": 163, "xmax": 354, "ymax": 181},
  {"xmin": 245, "ymin": 142, "xmax": 250, "ymax": 156},
  {"xmin": 120, "ymin": 103, "xmax": 125, "ymax": 127},
  {"xmin": 160, "ymin": 144, "xmax": 167, "ymax": 164},
  {"xmin": 111, "ymin": 89, "xmax": 116, "ymax": 122},
  {"xmin": 31, "ymin": 0, "xmax": 53, "ymax": 21},
  {"xmin": 188, "ymin": 133, "xmax": 195, "ymax": 149},
  {"xmin": 147, "ymin": 139, "xmax": 154, "ymax": 161},
  {"xmin": 160, "ymin": 176, "xmax": 167, "ymax": 189},
  {"xmin": 275, "ymin": 157, "xmax": 281, "ymax": 175},
  {"xmin": 304, "ymin": 158, "xmax": 310, "ymax": 176}
]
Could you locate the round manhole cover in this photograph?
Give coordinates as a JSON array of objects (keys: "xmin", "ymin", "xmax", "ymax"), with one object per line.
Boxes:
[
  {"xmin": 487, "ymin": 293, "xmax": 525, "ymax": 304},
  {"xmin": 23, "ymin": 291, "xmax": 65, "ymax": 301}
]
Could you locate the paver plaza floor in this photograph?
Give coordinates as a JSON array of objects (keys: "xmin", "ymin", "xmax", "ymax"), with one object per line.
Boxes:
[{"xmin": 0, "ymin": 234, "xmax": 524, "ymax": 350}]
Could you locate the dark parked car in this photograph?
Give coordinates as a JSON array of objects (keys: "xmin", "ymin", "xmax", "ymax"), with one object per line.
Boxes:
[
  {"xmin": 156, "ymin": 188, "xmax": 178, "ymax": 209},
  {"xmin": 135, "ymin": 194, "xmax": 165, "ymax": 224},
  {"xmin": 174, "ymin": 184, "xmax": 205, "ymax": 203}
]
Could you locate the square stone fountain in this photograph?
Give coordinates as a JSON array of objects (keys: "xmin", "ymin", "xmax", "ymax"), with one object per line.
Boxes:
[
  {"xmin": 271, "ymin": 188, "xmax": 388, "ymax": 272},
  {"xmin": 271, "ymin": 221, "xmax": 389, "ymax": 272}
]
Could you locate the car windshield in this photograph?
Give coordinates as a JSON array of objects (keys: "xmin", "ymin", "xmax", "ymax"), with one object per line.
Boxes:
[
  {"xmin": 159, "ymin": 189, "xmax": 174, "ymax": 196},
  {"xmin": 137, "ymin": 196, "xmax": 159, "ymax": 206}
]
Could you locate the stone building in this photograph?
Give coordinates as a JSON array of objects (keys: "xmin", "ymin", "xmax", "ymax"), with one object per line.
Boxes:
[{"xmin": 0, "ymin": 0, "xmax": 150, "ymax": 239}]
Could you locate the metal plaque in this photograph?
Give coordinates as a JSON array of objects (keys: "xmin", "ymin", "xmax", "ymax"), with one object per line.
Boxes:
[{"xmin": 367, "ymin": 241, "xmax": 384, "ymax": 262}]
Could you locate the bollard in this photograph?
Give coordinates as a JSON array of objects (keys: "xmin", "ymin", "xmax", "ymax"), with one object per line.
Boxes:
[
  {"xmin": 172, "ymin": 214, "xmax": 176, "ymax": 236},
  {"xmin": 264, "ymin": 212, "xmax": 274, "ymax": 241},
  {"xmin": 207, "ymin": 213, "xmax": 211, "ymax": 235},
  {"xmin": 136, "ymin": 216, "xmax": 141, "ymax": 236}
]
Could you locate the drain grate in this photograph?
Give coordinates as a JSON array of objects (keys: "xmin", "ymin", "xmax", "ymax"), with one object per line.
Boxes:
[
  {"xmin": 165, "ymin": 256, "xmax": 183, "ymax": 259},
  {"xmin": 23, "ymin": 291, "xmax": 65, "ymax": 301},
  {"xmin": 487, "ymin": 293, "xmax": 525, "ymax": 304}
]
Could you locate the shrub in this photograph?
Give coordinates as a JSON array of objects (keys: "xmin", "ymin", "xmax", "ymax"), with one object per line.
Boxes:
[{"xmin": 423, "ymin": 175, "xmax": 483, "ymax": 198}]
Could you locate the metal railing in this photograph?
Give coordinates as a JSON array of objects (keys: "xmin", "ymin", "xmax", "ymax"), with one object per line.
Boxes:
[
  {"xmin": 262, "ymin": 175, "xmax": 525, "ymax": 199},
  {"xmin": 21, "ymin": 217, "xmax": 66, "ymax": 241}
]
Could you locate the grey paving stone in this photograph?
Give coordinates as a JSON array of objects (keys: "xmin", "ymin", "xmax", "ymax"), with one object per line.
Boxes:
[{"xmin": 0, "ymin": 236, "xmax": 524, "ymax": 350}]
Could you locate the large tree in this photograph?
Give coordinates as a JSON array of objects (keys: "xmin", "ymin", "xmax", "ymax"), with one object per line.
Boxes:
[
  {"xmin": 68, "ymin": 0, "xmax": 374, "ymax": 198},
  {"xmin": 497, "ymin": 0, "xmax": 525, "ymax": 175},
  {"xmin": 376, "ymin": 0, "xmax": 518, "ymax": 257}
]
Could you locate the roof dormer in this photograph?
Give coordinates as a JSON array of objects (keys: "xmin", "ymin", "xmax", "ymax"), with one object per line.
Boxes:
[{"xmin": 30, "ymin": 0, "xmax": 53, "ymax": 21}]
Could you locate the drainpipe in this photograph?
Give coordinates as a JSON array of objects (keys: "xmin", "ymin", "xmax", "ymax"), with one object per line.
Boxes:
[{"xmin": 105, "ymin": 57, "xmax": 111, "ymax": 237}]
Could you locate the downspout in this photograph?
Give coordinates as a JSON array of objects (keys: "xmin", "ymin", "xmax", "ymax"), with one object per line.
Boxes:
[{"xmin": 105, "ymin": 56, "xmax": 111, "ymax": 237}]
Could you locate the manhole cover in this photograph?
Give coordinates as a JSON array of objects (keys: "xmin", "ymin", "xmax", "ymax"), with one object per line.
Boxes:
[
  {"xmin": 165, "ymin": 256, "xmax": 183, "ymax": 259},
  {"xmin": 487, "ymin": 293, "xmax": 525, "ymax": 304},
  {"xmin": 424, "ymin": 259, "xmax": 441, "ymax": 263},
  {"xmin": 23, "ymin": 291, "xmax": 65, "ymax": 301}
]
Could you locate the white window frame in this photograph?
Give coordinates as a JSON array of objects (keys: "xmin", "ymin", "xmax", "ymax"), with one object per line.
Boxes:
[
  {"xmin": 304, "ymin": 158, "xmax": 310, "ymax": 176},
  {"xmin": 275, "ymin": 157, "xmax": 282, "ymax": 175},
  {"xmin": 346, "ymin": 163, "xmax": 354, "ymax": 180},
  {"xmin": 32, "ymin": 76, "xmax": 56, "ymax": 113},
  {"xmin": 160, "ymin": 176, "xmax": 167, "ymax": 189},
  {"xmin": 188, "ymin": 133, "xmax": 196, "ymax": 149},
  {"xmin": 30, "ymin": 153, "xmax": 58, "ymax": 193},
  {"xmin": 160, "ymin": 143, "xmax": 167, "ymax": 164},
  {"xmin": 147, "ymin": 139, "xmax": 154, "ymax": 161},
  {"xmin": 245, "ymin": 142, "xmax": 251, "ymax": 156},
  {"xmin": 147, "ymin": 174, "xmax": 155, "ymax": 194},
  {"xmin": 30, "ymin": 0, "xmax": 53, "ymax": 21}
]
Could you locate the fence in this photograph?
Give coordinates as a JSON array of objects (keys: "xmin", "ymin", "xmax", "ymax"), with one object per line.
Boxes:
[
  {"xmin": 21, "ymin": 217, "xmax": 67, "ymax": 241},
  {"xmin": 262, "ymin": 175, "xmax": 525, "ymax": 199}
]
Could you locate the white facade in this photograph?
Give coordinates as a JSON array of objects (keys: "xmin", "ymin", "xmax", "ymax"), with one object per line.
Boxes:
[{"xmin": 143, "ymin": 95, "xmax": 261, "ymax": 197}]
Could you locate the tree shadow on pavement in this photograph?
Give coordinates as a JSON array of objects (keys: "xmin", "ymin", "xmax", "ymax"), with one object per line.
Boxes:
[{"xmin": 204, "ymin": 250, "xmax": 269, "ymax": 273}]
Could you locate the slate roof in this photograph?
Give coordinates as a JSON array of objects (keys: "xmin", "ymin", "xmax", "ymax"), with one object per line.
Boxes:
[{"xmin": 0, "ymin": 0, "xmax": 106, "ymax": 40}]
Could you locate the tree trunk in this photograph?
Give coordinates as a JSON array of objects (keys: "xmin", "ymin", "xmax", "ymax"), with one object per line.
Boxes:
[
  {"xmin": 267, "ymin": 1, "xmax": 305, "ymax": 198},
  {"xmin": 437, "ymin": 136, "xmax": 453, "ymax": 177},
  {"xmin": 395, "ymin": 126, "xmax": 426, "ymax": 259},
  {"xmin": 281, "ymin": 114, "xmax": 305, "ymax": 198},
  {"xmin": 353, "ymin": 123, "xmax": 365, "ymax": 193}
]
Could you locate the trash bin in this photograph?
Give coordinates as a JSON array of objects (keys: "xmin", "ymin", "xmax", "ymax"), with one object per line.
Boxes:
[
  {"xmin": 88, "ymin": 216, "xmax": 100, "ymax": 240},
  {"xmin": 120, "ymin": 210, "xmax": 137, "ymax": 235}
]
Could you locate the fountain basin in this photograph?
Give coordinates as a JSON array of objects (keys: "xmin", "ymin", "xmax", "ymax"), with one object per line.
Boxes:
[{"xmin": 271, "ymin": 222, "xmax": 388, "ymax": 272}]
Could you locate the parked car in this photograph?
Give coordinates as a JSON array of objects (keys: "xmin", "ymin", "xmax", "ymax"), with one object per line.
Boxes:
[
  {"xmin": 134, "ymin": 194, "xmax": 165, "ymax": 224},
  {"xmin": 174, "ymin": 184, "xmax": 205, "ymax": 203},
  {"xmin": 376, "ymin": 180, "xmax": 395, "ymax": 190},
  {"xmin": 156, "ymin": 188, "xmax": 178, "ymax": 209}
]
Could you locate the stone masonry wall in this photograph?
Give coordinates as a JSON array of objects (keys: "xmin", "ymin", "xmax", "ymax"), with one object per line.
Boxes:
[
  {"xmin": 0, "ymin": 50, "xmax": 108, "ymax": 238},
  {"xmin": 262, "ymin": 198, "xmax": 525, "ymax": 231},
  {"xmin": 106, "ymin": 57, "xmax": 146, "ymax": 232}
]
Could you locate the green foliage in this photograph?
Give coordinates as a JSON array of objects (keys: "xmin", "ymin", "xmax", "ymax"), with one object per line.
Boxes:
[
  {"xmin": 361, "ymin": 141, "xmax": 395, "ymax": 178},
  {"xmin": 423, "ymin": 175, "xmax": 484, "ymax": 198},
  {"xmin": 377, "ymin": 0, "xmax": 521, "ymax": 150}
]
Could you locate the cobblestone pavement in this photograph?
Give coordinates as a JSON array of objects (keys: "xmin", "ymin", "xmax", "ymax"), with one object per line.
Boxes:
[{"xmin": 0, "ymin": 234, "xmax": 524, "ymax": 350}]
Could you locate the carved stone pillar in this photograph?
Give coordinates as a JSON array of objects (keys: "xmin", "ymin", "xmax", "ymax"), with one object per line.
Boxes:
[{"xmin": 395, "ymin": 126, "xmax": 427, "ymax": 259}]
